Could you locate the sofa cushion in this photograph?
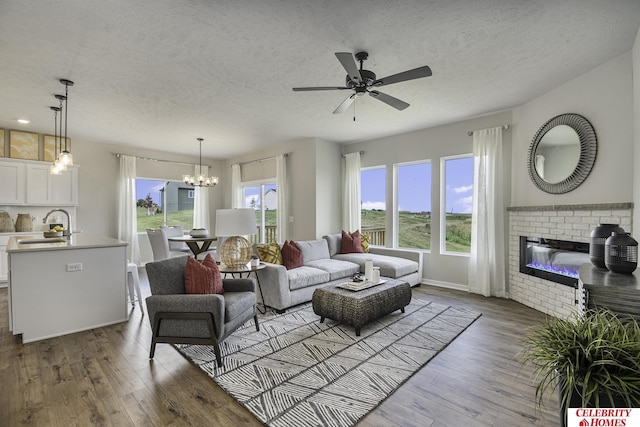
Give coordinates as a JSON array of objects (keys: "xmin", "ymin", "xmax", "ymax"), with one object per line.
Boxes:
[
  {"xmin": 341, "ymin": 230, "xmax": 364, "ymax": 254},
  {"xmin": 323, "ymin": 233, "xmax": 341, "ymax": 257},
  {"xmin": 332, "ymin": 253, "xmax": 418, "ymax": 279},
  {"xmin": 296, "ymin": 239, "xmax": 330, "ymax": 262},
  {"xmin": 184, "ymin": 256, "xmax": 216, "ymax": 294},
  {"xmin": 202, "ymin": 254, "xmax": 224, "ymax": 294},
  {"xmin": 257, "ymin": 242, "xmax": 283, "ymax": 265},
  {"xmin": 282, "ymin": 240, "xmax": 303, "ymax": 270},
  {"xmin": 305, "ymin": 259, "xmax": 360, "ymax": 281},
  {"xmin": 287, "ymin": 266, "xmax": 330, "ymax": 290},
  {"xmin": 361, "ymin": 233, "xmax": 370, "ymax": 253}
]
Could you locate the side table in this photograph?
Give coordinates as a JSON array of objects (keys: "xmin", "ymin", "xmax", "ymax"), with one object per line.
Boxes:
[{"xmin": 218, "ymin": 263, "xmax": 268, "ymax": 314}]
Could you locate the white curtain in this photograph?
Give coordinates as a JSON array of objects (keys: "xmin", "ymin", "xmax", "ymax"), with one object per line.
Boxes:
[
  {"xmin": 342, "ymin": 152, "xmax": 361, "ymax": 232},
  {"xmin": 193, "ymin": 165, "xmax": 210, "ymax": 229},
  {"xmin": 468, "ymin": 126, "xmax": 506, "ymax": 297},
  {"xmin": 231, "ymin": 163, "xmax": 242, "ymax": 209},
  {"xmin": 117, "ymin": 155, "xmax": 140, "ymax": 265},
  {"xmin": 276, "ymin": 154, "xmax": 287, "ymax": 242}
]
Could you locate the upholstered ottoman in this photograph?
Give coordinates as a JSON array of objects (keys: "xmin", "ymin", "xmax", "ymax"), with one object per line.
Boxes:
[{"xmin": 311, "ymin": 279, "xmax": 412, "ymax": 336}]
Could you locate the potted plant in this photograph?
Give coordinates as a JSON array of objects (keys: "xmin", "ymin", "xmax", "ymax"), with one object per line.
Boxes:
[{"xmin": 522, "ymin": 308, "xmax": 640, "ymax": 426}]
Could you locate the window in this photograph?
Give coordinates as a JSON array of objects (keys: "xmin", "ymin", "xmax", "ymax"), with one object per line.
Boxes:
[
  {"xmin": 242, "ymin": 182, "xmax": 277, "ymax": 243},
  {"xmin": 135, "ymin": 179, "xmax": 194, "ymax": 232},
  {"xmin": 360, "ymin": 167, "xmax": 386, "ymax": 246},
  {"xmin": 395, "ymin": 161, "xmax": 431, "ymax": 250},
  {"xmin": 441, "ymin": 155, "xmax": 473, "ymax": 254}
]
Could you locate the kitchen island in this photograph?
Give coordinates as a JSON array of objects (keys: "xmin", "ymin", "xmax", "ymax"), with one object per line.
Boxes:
[{"xmin": 7, "ymin": 234, "xmax": 128, "ymax": 343}]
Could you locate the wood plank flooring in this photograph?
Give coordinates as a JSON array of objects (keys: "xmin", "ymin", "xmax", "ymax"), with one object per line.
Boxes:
[{"xmin": 0, "ymin": 270, "xmax": 559, "ymax": 426}]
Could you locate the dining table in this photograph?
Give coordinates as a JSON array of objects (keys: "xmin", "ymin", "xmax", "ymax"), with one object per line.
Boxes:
[{"xmin": 167, "ymin": 234, "xmax": 217, "ymax": 257}]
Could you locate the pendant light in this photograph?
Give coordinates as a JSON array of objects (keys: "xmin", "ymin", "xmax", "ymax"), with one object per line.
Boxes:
[
  {"xmin": 57, "ymin": 79, "xmax": 74, "ymax": 167},
  {"xmin": 50, "ymin": 79, "xmax": 74, "ymax": 174},
  {"xmin": 182, "ymin": 138, "xmax": 219, "ymax": 187},
  {"xmin": 49, "ymin": 105, "xmax": 63, "ymax": 175}
]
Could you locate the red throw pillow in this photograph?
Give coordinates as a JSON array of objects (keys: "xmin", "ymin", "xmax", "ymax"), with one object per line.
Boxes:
[
  {"xmin": 282, "ymin": 240, "xmax": 303, "ymax": 270},
  {"xmin": 341, "ymin": 230, "xmax": 364, "ymax": 254},
  {"xmin": 202, "ymin": 254, "xmax": 224, "ymax": 294},
  {"xmin": 184, "ymin": 255, "xmax": 224, "ymax": 295}
]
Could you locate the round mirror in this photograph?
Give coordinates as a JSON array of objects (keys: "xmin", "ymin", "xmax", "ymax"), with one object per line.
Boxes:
[{"xmin": 528, "ymin": 113, "xmax": 597, "ymax": 194}]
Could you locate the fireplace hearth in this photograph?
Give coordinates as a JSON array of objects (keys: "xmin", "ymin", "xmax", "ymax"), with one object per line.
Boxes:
[{"xmin": 519, "ymin": 236, "xmax": 590, "ymax": 287}]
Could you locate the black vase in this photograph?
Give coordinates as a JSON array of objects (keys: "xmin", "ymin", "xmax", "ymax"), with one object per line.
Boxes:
[
  {"xmin": 605, "ymin": 232, "xmax": 638, "ymax": 274},
  {"xmin": 590, "ymin": 224, "xmax": 624, "ymax": 269}
]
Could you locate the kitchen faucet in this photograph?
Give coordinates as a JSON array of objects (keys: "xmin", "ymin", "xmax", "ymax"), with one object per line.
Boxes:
[{"xmin": 43, "ymin": 209, "xmax": 72, "ymax": 237}]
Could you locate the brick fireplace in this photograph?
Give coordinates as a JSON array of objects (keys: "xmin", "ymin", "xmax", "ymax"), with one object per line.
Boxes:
[{"xmin": 507, "ymin": 203, "xmax": 632, "ymax": 319}]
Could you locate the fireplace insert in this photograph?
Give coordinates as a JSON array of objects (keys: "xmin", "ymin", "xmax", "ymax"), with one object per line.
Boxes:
[{"xmin": 519, "ymin": 236, "xmax": 590, "ymax": 287}]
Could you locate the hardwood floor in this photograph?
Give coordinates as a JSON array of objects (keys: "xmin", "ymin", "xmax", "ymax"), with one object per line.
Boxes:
[{"xmin": 0, "ymin": 271, "xmax": 559, "ymax": 426}]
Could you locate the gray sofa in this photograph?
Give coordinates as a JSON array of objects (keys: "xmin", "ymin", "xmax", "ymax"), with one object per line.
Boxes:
[{"xmin": 256, "ymin": 233, "xmax": 423, "ymax": 313}]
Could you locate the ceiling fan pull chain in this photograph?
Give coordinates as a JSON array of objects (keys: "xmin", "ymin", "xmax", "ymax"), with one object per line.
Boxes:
[{"xmin": 353, "ymin": 98, "xmax": 356, "ymax": 121}]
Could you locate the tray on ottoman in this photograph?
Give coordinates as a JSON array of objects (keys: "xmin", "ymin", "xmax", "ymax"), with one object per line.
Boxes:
[{"xmin": 312, "ymin": 278, "xmax": 411, "ymax": 336}]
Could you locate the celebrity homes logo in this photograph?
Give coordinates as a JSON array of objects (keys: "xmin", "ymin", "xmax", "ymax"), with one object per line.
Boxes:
[{"xmin": 567, "ymin": 408, "xmax": 639, "ymax": 426}]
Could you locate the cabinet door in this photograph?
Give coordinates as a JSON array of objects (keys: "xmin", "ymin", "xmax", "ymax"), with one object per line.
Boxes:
[
  {"xmin": 26, "ymin": 164, "xmax": 54, "ymax": 204},
  {"xmin": 0, "ymin": 161, "xmax": 26, "ymax": 204},
  {"xmin": 52, "ymin": 166, "xmax": 78, "ymax": 205},
  {"xmin": 0, "ymin": 235, "xmax": 9, "ymax": 283}
]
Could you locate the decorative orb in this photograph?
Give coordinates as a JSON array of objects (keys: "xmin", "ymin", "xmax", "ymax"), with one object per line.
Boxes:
[{"xmin": 220, "ymin": 236, "xmax": 253, "ymax": 268}]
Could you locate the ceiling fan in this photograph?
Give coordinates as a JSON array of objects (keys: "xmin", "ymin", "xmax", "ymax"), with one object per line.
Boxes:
[{"xmin": 293, "ymin": 51, "xmax": 432, "ymax": 114}]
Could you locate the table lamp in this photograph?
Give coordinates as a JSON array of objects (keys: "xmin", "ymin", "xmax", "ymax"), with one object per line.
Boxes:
[{"xmin": 215, "ymin": 208, "xmax": 257, "ymax": 268}]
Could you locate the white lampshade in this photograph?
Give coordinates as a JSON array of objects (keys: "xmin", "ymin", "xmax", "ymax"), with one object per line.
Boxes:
[{"xmin": 215, "ymin": 208, "xmax": 257, "ymax": 237}]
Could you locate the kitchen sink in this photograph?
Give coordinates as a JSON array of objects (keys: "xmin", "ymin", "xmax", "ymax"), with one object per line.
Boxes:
[{"xmin": 17, "ymin": 237, "xmax": 67, "ymax": 244}]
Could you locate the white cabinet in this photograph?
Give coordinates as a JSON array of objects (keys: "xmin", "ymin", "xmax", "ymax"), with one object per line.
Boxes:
[
  {"xmin": 0, "ymin": 233, "xmax": 39, "ymax": 285},
  {"xmin": 0, "ymin": 159, "xmax": 78, "ymax": 206},
  {"xmin": 26, "ymin": 163, "xmax": 78, "ymax": 205},
  {"xmin": 0, "ymin": 235, "xmax": 8, "ymax": 285},
  {"xmin": 0, "ymin": 161, "xmax": 26, "ymax": 204}
]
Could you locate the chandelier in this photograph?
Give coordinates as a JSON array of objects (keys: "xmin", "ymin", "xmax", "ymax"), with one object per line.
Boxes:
[
  {"xmin": 182, "ymin": 138, "xmax": 219, "ymax": 187},
  {"xmin": 50, "ymin": 79, "xmax": 74, "ymax": 175}
]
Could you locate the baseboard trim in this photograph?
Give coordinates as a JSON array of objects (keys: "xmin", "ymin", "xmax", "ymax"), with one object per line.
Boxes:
[{"xmin": 421, "ymin": 279, "xmax": 468, "ymax": 292}]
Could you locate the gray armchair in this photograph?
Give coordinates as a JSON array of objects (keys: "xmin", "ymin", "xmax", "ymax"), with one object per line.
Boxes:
[{"xmin": 145, "ymin": 256, "xmax": 259, "ymax": 367}]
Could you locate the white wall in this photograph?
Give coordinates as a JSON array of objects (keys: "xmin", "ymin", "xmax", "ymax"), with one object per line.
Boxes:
[
  {"xmin": 342, "ymin": 110, "xmax": 513, "ymax": 288},
  {"xmin": 72, "ymin": 138, "xmax": 224, "ymax": 239},
  {"xmin": 511, "ymin": 52, "xmax": 634, "ymax": 208},
  {"xmin": 223, "ymin": 138, "xmax": 341, "ymax": 241}
]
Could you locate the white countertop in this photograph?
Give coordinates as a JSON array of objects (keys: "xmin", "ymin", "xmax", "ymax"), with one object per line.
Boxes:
[{"xmin": 7, "ymin": 234, "xmax": 127, "ymax": 253}]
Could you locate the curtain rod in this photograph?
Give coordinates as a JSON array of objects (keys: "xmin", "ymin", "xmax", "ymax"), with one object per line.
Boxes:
[
  {"xmin": 342, "ymin": 150, "xmax": 364, "ymax": 158},
  {"xmin": 236, "ymin": 153, "xmax": 289, "ymax": 167},
  {"xmin": 114, "ymin": 153, "xmax": 208, "ymax": 168},
  {"xmin": 467, "ymin": 124, "xmax": 510, "ymax": 136}
]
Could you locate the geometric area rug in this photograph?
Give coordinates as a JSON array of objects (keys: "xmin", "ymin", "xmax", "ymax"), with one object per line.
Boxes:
[{"xmin": 175, "ymin": 297, "xmax": 481, "ymax": 427}]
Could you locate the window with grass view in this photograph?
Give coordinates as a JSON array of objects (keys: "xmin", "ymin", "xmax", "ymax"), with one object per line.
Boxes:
[
  {"xmin": 360, "ymin": 167, "xmax": 386, "ymax": 246},
  {"xmin": 441, "ymin": 155, "xmax": 473, "ymax": 253},
  {"xmin": 243, "ymin": 182, "xmax": 277, "ymax": 243},
  {"xmin": 136, "ymin": 179, "xmax": 194, "ymax": 232},
  {"xmin": 395, "ymin": 161, "xmax": 431, "ymax": 250}
]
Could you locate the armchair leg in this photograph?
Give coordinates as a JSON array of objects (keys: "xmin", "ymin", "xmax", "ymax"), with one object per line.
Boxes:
[{"xmin": 254, "ymin": 314, "xmax": 260, "ymax": 332}]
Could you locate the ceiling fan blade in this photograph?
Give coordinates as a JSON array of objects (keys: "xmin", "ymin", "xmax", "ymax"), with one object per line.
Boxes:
[
  {"xmin": 369, "ymin": 90, "xmax": 410, "ymax": 111},
  {"xmin": 292, "ymin": 86, "xmax": 349, "ymax": 91},
  {"xmin": 374, "ymin": 66, "xmax": 432, "ymax": 87},
  {"xmin": 333, "ymin": 94, "xmax": 356, "ymax": 114},
  {"xmin": 335, "ymin": 52, "xmax": 362, "ymax": 84}
]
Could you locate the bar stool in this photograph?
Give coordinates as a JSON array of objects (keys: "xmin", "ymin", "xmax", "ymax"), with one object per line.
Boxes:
[{"xmin": 127, "ymin": 262, "xmax": 144, "ymax": 315}]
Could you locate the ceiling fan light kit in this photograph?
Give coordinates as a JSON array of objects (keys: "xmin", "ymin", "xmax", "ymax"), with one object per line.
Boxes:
[{"xmin": 293, "ymin": 51, "xmax": 432, "ymax": 114}]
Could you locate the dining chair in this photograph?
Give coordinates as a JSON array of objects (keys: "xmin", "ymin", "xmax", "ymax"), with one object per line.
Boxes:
[{"xmin": 146, "ymin": 228, "xmax": 189, "ymax": 261}]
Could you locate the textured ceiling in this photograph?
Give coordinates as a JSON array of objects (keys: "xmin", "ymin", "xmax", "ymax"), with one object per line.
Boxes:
[{"xmin": 1, "ymin": 0, "xmax": 639, "ymax": 159}]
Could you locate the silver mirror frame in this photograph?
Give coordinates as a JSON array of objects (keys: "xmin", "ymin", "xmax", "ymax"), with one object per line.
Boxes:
[{"xmin": 528, "ymin": 113, "xmax": 597, "ymax": 194}]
